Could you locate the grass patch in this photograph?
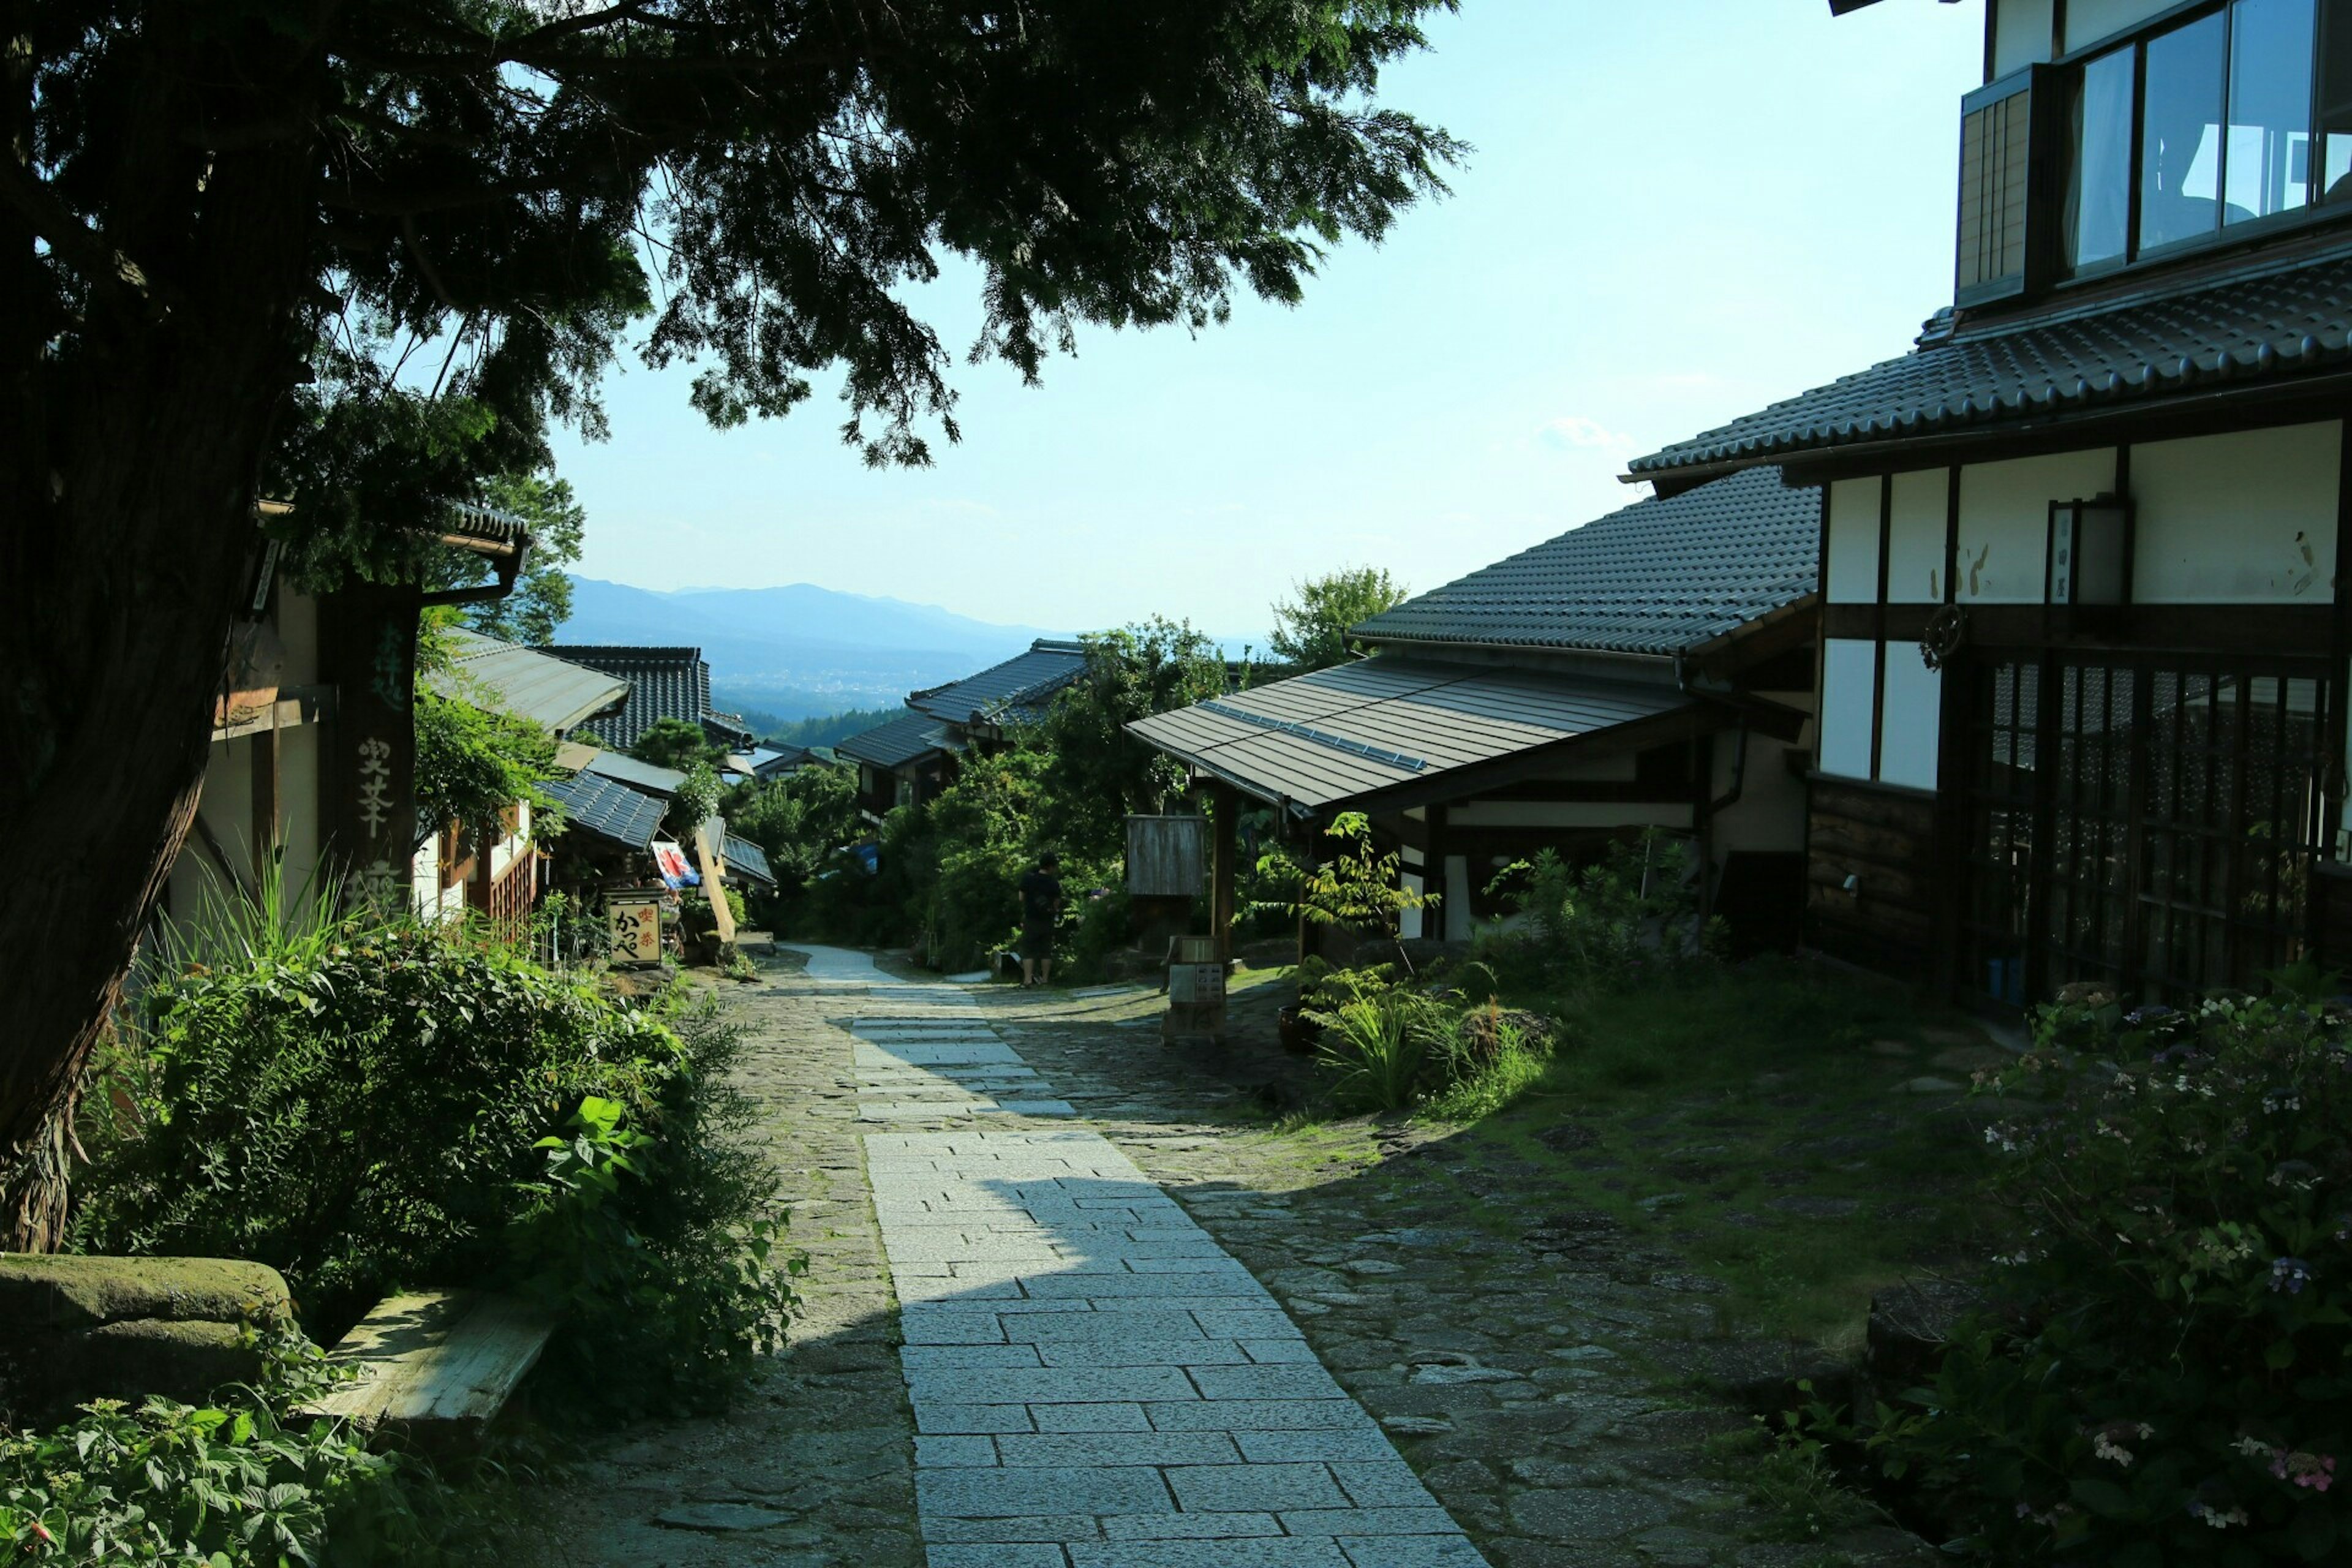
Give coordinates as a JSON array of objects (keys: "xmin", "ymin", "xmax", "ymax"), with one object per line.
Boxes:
[
  {"xmin": 1705, "ymin": 1419, "xmax": 1883, "ymax": 1552},
  {"xmin": 1408, "ymin": 958, "xmax": 1996, "ymax": 1352}
]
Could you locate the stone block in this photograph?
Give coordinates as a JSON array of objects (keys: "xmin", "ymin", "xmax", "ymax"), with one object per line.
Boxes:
[
  {"xmin": 1165, "ymin": 1463, "xmax": 1351, "ymax": 1512},
  {"xmin": 919, "ymin": 1464, "xmax": 1175, "ymax": 1518},
  {"xmin": 0, "ymin": 1254, "xmax": 290, "ymax": 1332}
]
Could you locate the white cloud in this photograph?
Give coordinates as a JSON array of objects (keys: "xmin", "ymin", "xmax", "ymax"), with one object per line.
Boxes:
[{"xmin": 1537, "ymin": 414, "xmax": 1636, "ymax": 453}]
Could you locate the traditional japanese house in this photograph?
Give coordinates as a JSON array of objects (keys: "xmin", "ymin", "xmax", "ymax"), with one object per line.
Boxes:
[
  {"xmin": 1129, "ymin": 468, "xmax": 1822, "ymax": 958},
  {"xmin": 410, "ymin": 631, "xmax": 629, "ymax": 932},
  {"xmin": 1629, "ymin": 0, "xmax": 2352, "ymax": 1008},
  {"xmin": 832, "ymin": 639, "xmax": 1087, "ymax": 824},
  {"xmin": 162, "ymin": 504, "xmax": 537, "ymax": 935},
  {"xmin": 908, "ymin": 638, "xmax": 1090, "ymax": 751},
  {"xmin": 836, "ymin": 712, "xmax": 963, "ymax": 824},
  {"xmin": 529, "ymin": 644, "xmax": 754, "ymax": 752}
]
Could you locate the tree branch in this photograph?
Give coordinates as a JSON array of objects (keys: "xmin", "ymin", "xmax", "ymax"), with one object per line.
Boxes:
[{"xmin": 0, "ymin": 160, "xmax": 176, "ymax": 322}]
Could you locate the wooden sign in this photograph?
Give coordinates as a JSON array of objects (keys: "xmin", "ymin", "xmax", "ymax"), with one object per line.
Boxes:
[{"xmin": 607, "ymin": 895, "xmax": 663, "ymax": 966}]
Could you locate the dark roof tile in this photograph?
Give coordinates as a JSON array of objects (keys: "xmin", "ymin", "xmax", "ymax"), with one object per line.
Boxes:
[
  {"xmin": 910, "ymin": 640, "xmax": 1090, "ymax": 726},
  {"xmin": 1631, "ymin": 250, "xmax": 2352, "ymax": 477},
  {"xmin": 1354, "ymin": 467, "xmax": 1818, "ymax": 657}
]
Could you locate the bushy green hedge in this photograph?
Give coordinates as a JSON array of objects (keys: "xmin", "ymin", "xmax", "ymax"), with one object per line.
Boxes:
[
  {"xmin": 1845, "ymin": 979, "xmax": 2352, "ymax": 1562},
  {"xmin": 0, "ymin": 1328, "xmax": 486, "ymax": 1566},
  {"xmin": 81, "ymin": 918, "xmax": 796, "ymax": 1415}
]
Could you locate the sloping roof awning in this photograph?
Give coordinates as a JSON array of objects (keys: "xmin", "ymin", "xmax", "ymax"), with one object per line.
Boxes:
[
  {"xmin": 540, "ymin": 771, "xmax": 666, "ymax": 851},
  {"xmin": 837, "ymin": 712, "xmax": 961, "ymax": 769},
  {"xmin": 1630, "ymin": 249, "xmax": 2352, "ymax": 480},
  {"xmin": 911, "ymin": 639, "xmax": 1090, "ymax": 726},
  {"xmin": 581, "ymin": 749, "xmax": 688, "ymax": 797},
  {"xmin": 1353, "ymin": 468, "xmax": 1819, "ymax": 658},
  {"xmin": 723, "ymin": 834, "xmax": 777, "ymax": 889},
  {"xmin": 431, "ymin": 630, "xmax": 631, "ymax": 736},
  {"xmin": 1129, "ymin": 657, "xmax": 1703, "ymax": 816}
]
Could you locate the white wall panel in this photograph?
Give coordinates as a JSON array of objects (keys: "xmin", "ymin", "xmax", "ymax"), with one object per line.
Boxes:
[
  {"xmin": 1820, "ymin": 639, "xmax": 1879, "ymax": 782},
  {"xmin": 1956, "ymin": 448, "xmax": 2116, "ymax": 603},
  {"xmin": 2132, "ymin": 422, "xmax": 2339, "ymax": 605},
  {"xmin": 1887, "ymin": 469, "xmax": 1950, "ymax": 603},
  {"xmin": 1711, "ymin": 738, "xmax": 1811, "ymax": 854},
  {"xmin": 1825, "ymin": 477, "xmax": 1882, "ymax": 603},
  {"xmin": 1992, "ymin": 0, "xmax": 2056, "ymax": 74},
  {"xmin": 1879, "ymin": 654, "xmax": 1944, "ymax": 792}
]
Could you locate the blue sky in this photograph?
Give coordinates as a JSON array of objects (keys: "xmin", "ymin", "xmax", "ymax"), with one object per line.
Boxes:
[{"xmin": 555, "ymin": 1, "xmax": 1985, "ymax": 641}]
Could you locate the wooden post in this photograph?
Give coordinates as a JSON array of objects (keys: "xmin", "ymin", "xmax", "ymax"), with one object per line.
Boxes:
[
  {"xmin": 251, "ymin": 717, "xmax": 279, "ymax": 869},
  {"xmin": 1425, "ymin": 804, "xmax": 1449, "ymax": 944},
  {"xmin": 1208, "ymin": 782, "xmax": 1238, "ymax": 967}
]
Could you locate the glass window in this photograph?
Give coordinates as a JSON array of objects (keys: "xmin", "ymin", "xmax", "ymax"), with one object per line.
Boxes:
[
  {"xmin": 2067, "ymin": 48, "xmax": 2136, "ymax": 268},
  {"xmin": 2320, "ymin": 0, "xmax": 2352, "ymax": 197},
  {"xmin": 2227, "ymin": 0, "xmax": 2317, "ymax": 224},
  {"xmin": 2140, "ymin": 12, "xmax": 2229, "ymax": 251}
]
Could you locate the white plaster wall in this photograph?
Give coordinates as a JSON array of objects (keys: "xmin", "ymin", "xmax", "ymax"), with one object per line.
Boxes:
[
  {"xmin": 1711, "ymin": 738, "xmax": 1810, "ymax": 855},
  {"xmin": 1449, "ymin": 802, "xmax": 1697, "ymax": 831},
  {"xmin": 1956, "ymin": 448, "xmax": 2118, "ymax": 603},
  {"xmin": 2065, "ymin": 0, "xmax": 2175, "ymax": 50},
  {"xmin": 1444, "ymin": 856, "xmax": 1472, "ymax": 942},
  {"xmin": 1991, "ymin": 0, "xmax": 2055, "ymax": 74},
  {"xmin": 1820, "ymin": 639, "xmax": 1879, "ymax": 782},
  {"xmin": 1825, "ymin": 477, "xmax": 1882, "ymax": 603},
  {"xmin": 1879, "ymin": 654, "xmax": 1945, "ymax": 792},
  {"xmin": 1400, "ymin": 870, "xmax": 1425, "ymax": 940},
  {"xmin": 274, "ymin": 722, "xmax": 324, "ymax": 900},
  {"xmin": 1887, "ymin": 469, "xmax": 1949, "ymax": 604},
  {"xmin": 2132, "ymin": 423, "xmax": 2340, "ymax": 605}
]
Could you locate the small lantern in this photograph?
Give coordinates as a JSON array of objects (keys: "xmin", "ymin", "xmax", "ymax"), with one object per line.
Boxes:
[{"xmin": 2047, "ymin": 494, "xmax": 2132, "ymax": 606}]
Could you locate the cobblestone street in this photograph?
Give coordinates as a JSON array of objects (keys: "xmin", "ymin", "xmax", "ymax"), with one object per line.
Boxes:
[{"xmin": 551, "ymin": 951, "xmax": 1939, "ymax": 1568}]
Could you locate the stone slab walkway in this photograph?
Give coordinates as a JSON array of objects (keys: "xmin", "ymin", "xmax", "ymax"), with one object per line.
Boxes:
[{"xmin": 791, "ymin": 945, "xmax": 1489, "ymax": 1568}]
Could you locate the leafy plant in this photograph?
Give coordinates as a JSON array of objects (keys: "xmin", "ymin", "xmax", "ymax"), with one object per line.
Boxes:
[
  {"xmin": 80, "ymin": 914, "xmax": 796, "ymax": 1415},
  {"xmin": 1837, "ymin": 977, "xmax": 2352, "ymax": 1561},
  {"xmin": 1480, "ymin": 831, "xmax": 1717, "ymax": 992},
  {"xmin": 1266, "ymin": 566, "xmax": 1409, "ymax": 672},
  {"xmin": 0, "ymin": 1327, "xmax": 484, "ymax": 1566},
  {"xmin": 1287, "ymin": 813, "xmax": 1434, "ymax": 967}
]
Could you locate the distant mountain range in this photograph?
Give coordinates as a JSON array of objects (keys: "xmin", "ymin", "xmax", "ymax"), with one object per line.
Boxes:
[{"xmin": 551, "ymin": 576, "xmax": 1065, "ymax": 722}]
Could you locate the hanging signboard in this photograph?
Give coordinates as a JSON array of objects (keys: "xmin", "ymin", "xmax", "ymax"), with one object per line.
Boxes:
[{"xmin": 608, "ymin": 894, "xmax": 663, "ymax": 966}]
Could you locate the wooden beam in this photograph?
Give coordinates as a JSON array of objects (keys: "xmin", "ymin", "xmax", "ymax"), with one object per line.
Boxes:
[
  {"xmin": 1208, "ymin": 781, "xmax": 1238, "ymax": 967},
  {"xmin": 251, "ymin": 721, "xmax": 279, "ymax": 868}
]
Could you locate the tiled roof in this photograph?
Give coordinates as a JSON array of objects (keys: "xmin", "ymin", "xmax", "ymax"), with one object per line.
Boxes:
[
  {"xmin": 1129, "ymin": 657, "xmax": 1693, "ymax": 813},
  {"xmin": 910, "ymin": 639, "xmax": 1091, "ymax": 727},
  {"xmin": 580, "ymin": 750, "xmax": 688, "ymax": 797},
  {"xmin": 836, "ymin": 712, "xmax": 959, "ymax": 769},
  {"xmin": 722, "ymin": 834, "xmax": 777, "ymax": 889},
  {"xmin": 429, "ymin": 631, "xmax": 630, "ymax": 737},
  {"xmin": 531, "ymin": 645, "xmax": 714, "ymax": 749},
  {"xmin": 1630, "ymin": 249, "xmax": 2352, "ymax": 477},
  {"xmin": 1354, "ymin": 468, "xmax": 1818, "ymax": 658},
  {"xmin": 750, "ymin": 745, "xmax": 815, "ymax": 778},
  {"xmin": 539, "ymin": 771, "xmax": 666, "ymax": 851}
]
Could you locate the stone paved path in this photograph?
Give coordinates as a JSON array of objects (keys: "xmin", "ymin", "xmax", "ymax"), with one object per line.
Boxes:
[{"xmin": 799, "ymin": 944, "xmax": 1490, "ymax": 1568}]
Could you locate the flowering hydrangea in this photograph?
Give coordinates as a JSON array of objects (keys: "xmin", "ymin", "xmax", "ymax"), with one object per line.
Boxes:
[{"xmin": 2271, "ymin": 1256, "xmax": 2316, "ymax": 1295}]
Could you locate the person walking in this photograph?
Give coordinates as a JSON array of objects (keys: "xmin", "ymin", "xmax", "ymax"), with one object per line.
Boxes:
[{"xmin": 1017, "ymin": 851, "xmax": 1065, "ymax": 988}]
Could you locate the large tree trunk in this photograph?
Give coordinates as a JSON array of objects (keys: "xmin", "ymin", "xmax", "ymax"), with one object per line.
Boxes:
[{"xmin": 0, "ymin": 10, "xmax": 322, "ymax": 1249}]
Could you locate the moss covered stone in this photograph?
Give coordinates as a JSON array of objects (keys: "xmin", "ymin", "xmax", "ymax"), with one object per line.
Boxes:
[{"xmin": 0, "ymin": 1254, "xmax": 291, "ymax": 1332}]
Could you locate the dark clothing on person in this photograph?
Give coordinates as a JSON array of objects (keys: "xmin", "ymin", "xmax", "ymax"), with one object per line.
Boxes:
[{"xmin": 1019, "ymin": 869, "xmax": 1064, "ymax": 957}]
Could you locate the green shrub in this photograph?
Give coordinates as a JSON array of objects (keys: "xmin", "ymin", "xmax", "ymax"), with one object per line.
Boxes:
[
  {"xmin": 1478, "ymin": 831, "xmax": 1718, "ymax": 992},
  {"xmin": 1844, "ymin": 977, "xmax": 2352, "ymax": 1561},
  {"xmin": 0, "ymin": 1328, "xmax": 485, "ymax": 1566},
  {"xmin": 81, "ymin": 915, "xmax": 794, "ymax": 1415},
  {"xmin": 1060, "ymin": 885, "xmax": 1134, "ymax": 983}
]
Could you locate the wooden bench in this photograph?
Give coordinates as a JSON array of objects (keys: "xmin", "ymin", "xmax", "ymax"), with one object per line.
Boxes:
[{"xmin": 301, "ymin": 1289, "xmax": 557, "ymax": 1441}]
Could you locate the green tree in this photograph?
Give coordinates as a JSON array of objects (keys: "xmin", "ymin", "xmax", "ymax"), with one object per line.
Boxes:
[
  {"xmin": 1037, "ymin": 620, "xmax": 1229, "ymax": 859},
  {"xmin": 2, "ymin": 0, "xmax": 1460, "ymax": 1245},
  {"xmin": 457, "ymin": 473, "xmax": 589, "ymax": 647},
  {"xmin": 725, "ymin": 765, "xmax": 862, "ymax": 890},
  {"xmin": 1268, "ymin": 567, "xmax": 1409, "ymax": 671},
  {"xmin": 631, "ymin": 718, "xmax": 728, "ymax": 774}
]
